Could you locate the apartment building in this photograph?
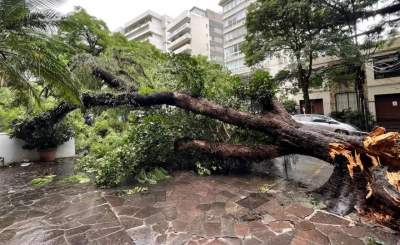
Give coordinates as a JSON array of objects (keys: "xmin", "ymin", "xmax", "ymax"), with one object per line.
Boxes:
[
  {"xmin": 219, "ymin": 0, "xmax": 287, "ymax": 75},
  {"xmin": 167, "ymin": 7, "xmax": 224, "ymax": 65},
  {"xmin": 121, "ymin": 10, "xmax": 172, "ymax": 52},
  {"xmin": 291, "ymin": 39, "xmax": 400, "ymax": 131}
]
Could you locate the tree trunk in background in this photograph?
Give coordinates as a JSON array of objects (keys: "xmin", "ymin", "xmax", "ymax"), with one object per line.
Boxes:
[
  {"xmin": 301, "ymin": 81, "xmax": 312, "ymax": 114},
  {"xmin": 355, "ymin": 66, "xmax": 370, "ymax": 131}
]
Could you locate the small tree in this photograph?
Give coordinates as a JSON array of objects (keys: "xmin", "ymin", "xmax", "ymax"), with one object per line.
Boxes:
[
  {"xmin": 320, "ymin": 0, "xmax": 400, "ymax": 130},
  {"xmin": 58, "ymin": 7, "xmax": 110, "ymax": 56},
  {"xmin": 243, "ymin": 0, "xmax": 336, "ymax": 113}
]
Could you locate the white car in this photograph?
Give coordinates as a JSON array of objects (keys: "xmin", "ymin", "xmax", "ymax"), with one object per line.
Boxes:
[{"xmin": 292, "ymin": 114, "xmax": 366, "ymax": 136}]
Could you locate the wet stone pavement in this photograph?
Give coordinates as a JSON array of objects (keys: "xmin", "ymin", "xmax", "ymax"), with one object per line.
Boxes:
[{"xmin": 0, "ymin": 160, "xmax": 399, "ymax": 245}]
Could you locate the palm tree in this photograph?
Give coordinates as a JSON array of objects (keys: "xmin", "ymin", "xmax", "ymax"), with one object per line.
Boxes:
[{"xmin": 0, "ymin": 0, "xmax": 79, "ymax": 103}]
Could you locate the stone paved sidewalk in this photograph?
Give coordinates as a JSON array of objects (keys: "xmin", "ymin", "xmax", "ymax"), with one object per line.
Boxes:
[{"xmin": 0, "ymin": 161, "xmax": 399, "ymax": 245}]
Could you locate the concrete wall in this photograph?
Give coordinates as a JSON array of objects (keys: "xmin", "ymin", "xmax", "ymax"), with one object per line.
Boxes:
[
  {"xmin": 291, "ymin": 89, "xmax": 332, "ymax": 116},
  {"xmin": 190, "ymin": 14, "xmax": 210, "ymax": 57},
  {"xmin": 365, "ymin": 62, "xmax": 400, "ymax": 119},
  {"xmin": 0, "ymin": 133, "xmax": 76, "ymax": 166}
]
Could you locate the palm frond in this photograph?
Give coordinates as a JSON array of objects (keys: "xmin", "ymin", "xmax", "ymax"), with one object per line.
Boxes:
[{"xmin": 0, "ymin": 0, "xmax": 80, "ymax": 104}]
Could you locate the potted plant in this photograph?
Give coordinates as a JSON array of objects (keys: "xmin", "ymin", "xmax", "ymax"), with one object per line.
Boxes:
[{"xmin": 11, "ymin": 120, "xmax": 74, "ymax": 162}]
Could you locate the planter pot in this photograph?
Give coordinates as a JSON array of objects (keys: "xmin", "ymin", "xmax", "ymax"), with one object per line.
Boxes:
[{"xmin": 38, "ymin": 148, "xmax": 57, "ymax": 162}]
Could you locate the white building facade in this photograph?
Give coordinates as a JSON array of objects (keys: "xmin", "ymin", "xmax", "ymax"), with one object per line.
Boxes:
[
  {"xmin": 121, "ymin": 10, "xmax": 172, "ymax": 52},
  {"xmin": 219, "ymin": 0, "xmax": 287, "ymax": 76},
  {"xmin": 167, "ymin": 7, "xmax": 224, "ymax": 65},
  {"xmin": 120, "ymin": 8, "xmax": 224, "ymax": 65}
]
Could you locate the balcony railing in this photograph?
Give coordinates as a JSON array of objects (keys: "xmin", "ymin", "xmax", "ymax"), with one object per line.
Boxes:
[
  {"xmin": 172, "ymin": 43, "xmax": 192, "ymax": 54},
  {"xmin": 168, "ymin": 23, "xmax": 191, "ymax": 41},
  {"xmin": 168, "ymin": 33, "xmax": 191, "ymax": 51}
]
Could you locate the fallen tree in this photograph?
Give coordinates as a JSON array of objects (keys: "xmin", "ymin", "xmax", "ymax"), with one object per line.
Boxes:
[{"xmin": 15, "ymin": 67, "xmax": 400, "ymax": 231}]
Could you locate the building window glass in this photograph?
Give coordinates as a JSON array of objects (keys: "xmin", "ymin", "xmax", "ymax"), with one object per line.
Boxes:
[
  {"xmin": 224, "ymin": 10, "xmax": 246, "ymax": 28},
  {"xmin": 224, "ymin": 43, "xmax": 242, "ymax": 59},
  {"xmin": 223, "ymin": 0, "xmax": 247, "ymax": 13},
  {"xmin": 336, "ymin": 92, "xmax": 358, "ymax": 112},
  {"xmin": 373, "ymin": 52, "xmax": 400, "ymax": 79},
  {"xmin": 226, "ymin": 59, "xmax": 245, "ymax": 72},
  {"xmin": 224, "ymin": 27, "xmax": 246, "ymax": 42}
]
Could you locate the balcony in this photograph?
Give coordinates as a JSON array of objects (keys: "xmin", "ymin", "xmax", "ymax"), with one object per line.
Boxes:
[
  {"xmin": 224, "ymin": 52, "xmax": 245, "ymax": 63},
  {"xmin": 223, "ymin": 19, "xmax": 246, "ymax": 34},
  {"xmin": 168, "ymin": 33, "xmax": 191, "ymax": 51},
  {"xmin": 224, "ymin": 36, "xmax": 245, "ymax": 49},
  {"xmin": 222, "ymin": 0, "xmax": 252, "ymax": 20},
  {"xmin": 168, "ymin": 23, "xmax": 191, "ymax": 41},
  {"xmin": 168, "ymin": 11, "xmax": 190, "ymax": 33},
  {"xmin": 172, "ymin": 43, "xmax": 192, "ymax": 54}
]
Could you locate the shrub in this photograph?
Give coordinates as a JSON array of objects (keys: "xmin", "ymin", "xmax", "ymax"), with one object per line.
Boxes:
[
  {"xmin": 76, "ymin": 112, "xmax": 174, "ymax": 188},
  {"xmin": 11, "ymin": 120, "xmax": 74, "ymax": 150},
  {"xmin": 331, "ymin": 109, "xmax": 375, "ymax": 131},
  {"xmin": 282, "ymin": 100, "xmax": 297, "ymax": 114}
]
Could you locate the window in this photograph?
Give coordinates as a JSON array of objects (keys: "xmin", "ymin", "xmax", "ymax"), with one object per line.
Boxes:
[
  {"xmin": 224, "ymin": 27, "xmax": 246, "ymax": 42},
  {"xmin": 211, "ymin": 37, "xmax": 223, "ymax": 44},
  {"xmin": 224, "ymin": 43, "xmax": 242, "ymax": 58},
  {"xmin": 224, "ymin": 10, "xmax": 246, "ymax": 28},
  {"xmin": 336, "ymin": 92, "xmax": 358, "ymax": 112},
  {"xmin": 373, "ymin": 52, "xmax": 400, "ymax": 79},
  {"xmin": 223, "ymin": 0, "xmax": 246, "ymax": 13},
  {"xmin": 226, "ymin": 59, "xmax": 245, "ymax": 72},
  {"xmin": 212, "ymin": 27, "xmax": 223, "ymax": 34}
]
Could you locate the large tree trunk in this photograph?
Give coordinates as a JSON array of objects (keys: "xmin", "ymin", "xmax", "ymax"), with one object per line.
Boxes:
[{"xmin": 15, "ymin": 67, "xmax": 400, "ymax": 231}]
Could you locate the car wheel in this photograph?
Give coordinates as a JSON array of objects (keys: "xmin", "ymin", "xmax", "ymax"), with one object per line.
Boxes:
[{"xmin": 335, "ymin": 129, "xmax": 349, "ymax": 135}]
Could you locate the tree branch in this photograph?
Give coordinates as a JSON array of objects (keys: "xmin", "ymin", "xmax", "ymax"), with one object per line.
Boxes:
[
  {"xmin": 175, "ymin": 139, "xmax": 290, "ymax": 160},
  {"xmin": 92, "ymin": 67, "xmax": 131, "ymax": 90}
]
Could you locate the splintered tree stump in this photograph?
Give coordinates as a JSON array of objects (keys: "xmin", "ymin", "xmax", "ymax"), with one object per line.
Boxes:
[
  {"xmin": 15, "ymin": 67, "xmax": 400, "ymax": 231},
  {"xmin": 326, "ymin": 127, "xmax": 400, "ymax": 230}
]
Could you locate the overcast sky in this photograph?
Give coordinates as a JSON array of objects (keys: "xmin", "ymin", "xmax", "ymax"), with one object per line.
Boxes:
[{"xmin": 57, "ymin": 0, "xmax": 222, "ymax": 31}]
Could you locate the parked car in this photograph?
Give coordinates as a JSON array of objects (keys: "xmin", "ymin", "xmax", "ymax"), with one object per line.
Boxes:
[{"xmin": 292, "ymin": 114, "xmax": 367, "ymax": 136}]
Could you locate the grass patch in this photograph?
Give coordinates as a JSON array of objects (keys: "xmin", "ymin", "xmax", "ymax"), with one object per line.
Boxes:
[
  {"xmin": 30, "ymin": 175, "xmax": 56, "ymax": 187},
  {"xmin": 59, "ymin": 174, "xmax": 91, "ymax": 185}
]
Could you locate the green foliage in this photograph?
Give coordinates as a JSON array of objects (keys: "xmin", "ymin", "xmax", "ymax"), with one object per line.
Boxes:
[
  {"xmin": 58, "ymin": 174, "xmax": 90, "ymax": 185},
  {"xmin": 366, "ymin": 237, "xmax": 384, "ymax": 245},
  {"xmin": 76, "ymin": 112, "xmax": 176, "ymax": 188},
  {"xmin": 1, "ymin": 6, "xmax": 274, "ymax": 189},
  {"xmin": 243, "ymin": 0, "xmax": 334, "ymax": 66},
  {"xmin": 11, "ymin": 119, "xmax": 74, "ymax": 150},
  {"xmin": 123, "ymin": 186, "xmax": 148, "ymax": 196},
  {"xmin": 0, "ymin": 0, "xmax": 80, "ymax": 103},
  {"xmin": 234, "ymin": 69, "xmax": 277, "ymax": 111},
  {"xmin": 282, "ymin": 100, "xmax": 297, "ymax": 114},
  {"xmin": 58, "ymin": 7, "xmax": 110, "ymax": 56},
  {"xmin": 30, "ymin": 175, "xmax": 56, "ymax": 187},
  {"xmin": 259, "ymin": 183, "xmax": 275, "ymax": 193},
  {"xmin": 0, "ymin": 88, "xmax": 26, "ymax": 131},
  {"xmin": 136, "ymin": 168, "xmax": 170, "ymax": 185},
  {"xmin": 331, "ymin": 110, "xmax": 375, "ymax": 131}
]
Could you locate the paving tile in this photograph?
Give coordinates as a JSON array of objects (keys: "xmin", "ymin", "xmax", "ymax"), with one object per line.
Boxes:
[
  {"xmin": 309, "ymin": 211, "xmax": 350, "ymax": 226},
  {"xmin": 268, "ymin": 220, "xmax": 294, "ymax": 234},
  {"xmin": 328, "ymin": 231, "xmax": 364, "ymax": 245},
  {"xmin": 236, "ymin": 193, "xmax": 270, "ymax": 210},
  {"xmin": 285, "ymin": 204, "xmax": 314, "ymax": 219},
  {"xmin": 1, "ymin": 164, "xmax": 398, "ymax": 245},
  {"xmin": 204, "ymin": 222, "xmax": 222, "ymax": 237},
  {"xmin": 291, "ymin": 229, "xmax": 330, "ymax": 245}
]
